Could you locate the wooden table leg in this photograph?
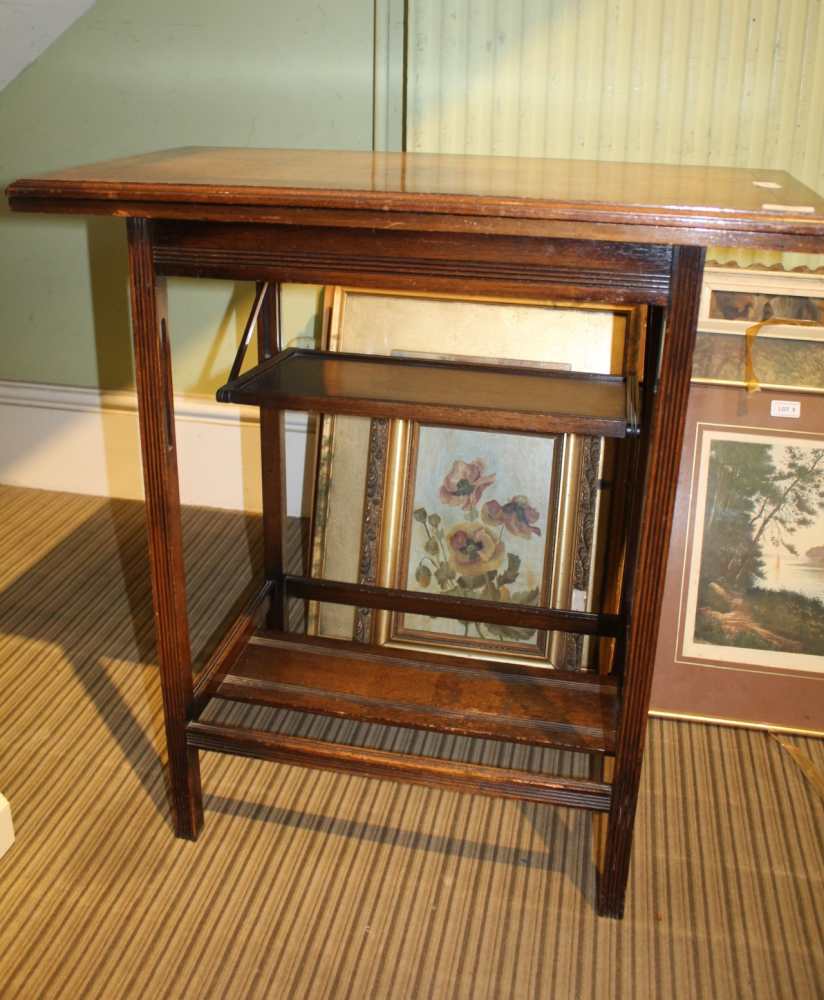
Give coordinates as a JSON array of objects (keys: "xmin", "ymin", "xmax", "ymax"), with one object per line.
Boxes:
[
  {"xmin": 127, "ymin": 218, "xmax": 203, "ymax": 839},
  {"xmin": 598, "ymin": 245, "xmax": 705, "ymax": 917},
  {"xmin": 256, "ymin": 282, "xmax": 290, "ymax": 631}
]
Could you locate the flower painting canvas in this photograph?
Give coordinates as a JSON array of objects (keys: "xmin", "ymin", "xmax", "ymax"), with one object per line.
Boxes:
[{"xmin": 390, "ymin": 425, "xmax": 561, "ymax": 659}]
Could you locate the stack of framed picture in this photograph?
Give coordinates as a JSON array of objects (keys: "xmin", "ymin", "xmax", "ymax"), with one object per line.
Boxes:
[
  {"xmin": 650, "ymin": 266, "xmax": 824, "ymax": 735},
  {"xmin": 306, "ymin": 287, "xmax": 644, "ymax": 673},
  {"xmin": 303, "ymin": 270, "xmax": 824, "ymax": 737}
]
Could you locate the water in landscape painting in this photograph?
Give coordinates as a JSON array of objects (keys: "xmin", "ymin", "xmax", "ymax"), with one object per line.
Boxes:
[
  {"xmin": 761, "ymin": 554, "xmax": 824, "ymax": 603},
  {"xmin": 692, "ymin": 435, "xmax": 824, "ymax": 659}
]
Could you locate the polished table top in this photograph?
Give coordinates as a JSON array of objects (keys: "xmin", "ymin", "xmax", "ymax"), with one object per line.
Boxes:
[{"xmin": 7, "ymin": 147, "xmax": 824, "ymax": 249}]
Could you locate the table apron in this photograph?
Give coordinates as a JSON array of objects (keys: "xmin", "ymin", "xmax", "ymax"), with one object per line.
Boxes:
[{"xmin": 151, "ymin": 220, "xmax": 674, "ymax": 305}]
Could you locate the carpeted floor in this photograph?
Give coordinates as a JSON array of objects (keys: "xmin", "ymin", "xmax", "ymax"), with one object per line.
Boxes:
[{"xmin": 0, "ymin": 484, "xmax": 821, "ymax": 999}]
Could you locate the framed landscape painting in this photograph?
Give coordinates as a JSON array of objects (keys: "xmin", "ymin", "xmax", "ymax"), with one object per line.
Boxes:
[
  {"xmin": 697, "ymin": 266, "xmax": 824, "ymax": 339},
  {"xmin": 693, "ymin": 266, "xmax": 824, "ymax": 392},
  {"xmin": 651, "ymin": 384, "xmax": 824, "ymax": 734}
]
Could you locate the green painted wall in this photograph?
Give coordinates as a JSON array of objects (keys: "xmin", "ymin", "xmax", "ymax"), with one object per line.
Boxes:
[
  {"xmin": 0, "ymin": 0, "xmax": 374, "ymax": 392},
  {"xmin": 407, "ymin": 0, "xmax": 824, "ymax": 271},
  {"xmin": 5, "ymin": 1, "xmax": 823, "ymax": 396}
]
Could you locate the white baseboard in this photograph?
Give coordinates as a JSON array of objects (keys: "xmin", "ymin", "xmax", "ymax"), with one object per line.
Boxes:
[{"xmin": 0, "ymin": 380, "xmax": 314, "ymax": 516}]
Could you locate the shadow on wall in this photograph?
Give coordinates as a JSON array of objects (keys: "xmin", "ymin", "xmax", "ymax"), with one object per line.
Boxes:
[
  {"xmin": 80, "ymin": 219, "xmax": 319, "ymax": 514},
  {"xmin": 86, "ymin": 214, "xmax": 277, "ymax": 397},
  {"xmin": 0, "ymin": 209, "xmax": 317, "ymax": 514},
  {"xmin": 86, "ymin": 218, "xmax": 134, "ymax": 389}
]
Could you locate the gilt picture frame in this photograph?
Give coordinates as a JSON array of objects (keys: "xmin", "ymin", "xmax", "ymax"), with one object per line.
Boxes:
[
  {"xmin": 367, "ymin": 422, "xmax": 579, "ymax": 666},
  {"xmin": 693, "ymin": 266, "xmax": 824, "ymax": 392},
  {"xmin": 697, "ymin": 266, "xmax": 824, "ymax": 338},
  {"xmin": 308, "ymin": 287, "xmax": 642, "ymax": 668},
  {"xmin": 651, "ymin": 384, "xmax": 824, "ymax": 735}
]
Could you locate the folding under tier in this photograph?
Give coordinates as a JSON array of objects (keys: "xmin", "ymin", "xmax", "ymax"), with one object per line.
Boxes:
[{"xmin": 216, "ymin": 348, "xmax": 639, "ymax": 438}]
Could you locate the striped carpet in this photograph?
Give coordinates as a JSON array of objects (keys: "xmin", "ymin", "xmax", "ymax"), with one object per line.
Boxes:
[{"xmin": 0, "ymin": 484, "xmax": 821, "ymax": 999}]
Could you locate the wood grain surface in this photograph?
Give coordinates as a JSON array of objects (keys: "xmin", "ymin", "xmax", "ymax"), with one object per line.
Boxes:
[
  {"xmin": 216, "ymin": 348, "xmax": 633, "ymax": 437},
  {"xmin": 207, "ymin": 632, "xmax": 619, "ymax": 755},
  {"xmin": 127, "ymin": 218, "xmax": 203, "ymax": 840},
  {"xmin": 186, "ymin": 721, "xmax": 613, "ymax": 812},
  {"xmin": 8, "ymin": 147, "xmax": 824, "ymax": 248}
]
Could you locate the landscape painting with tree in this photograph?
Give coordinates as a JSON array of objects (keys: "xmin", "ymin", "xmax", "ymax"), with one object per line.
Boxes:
[
  {"xmin": 683, "ymin": 429, "xmax": 824, "ymax": 674},
  {"xmin": 390, "ymin": 424, "xmax": 562, "ymax": 661}
]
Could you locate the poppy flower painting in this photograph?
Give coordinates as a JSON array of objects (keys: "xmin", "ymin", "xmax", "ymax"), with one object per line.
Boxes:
[{"xmin": 393, "ymin": 424, "xmax": 562, "ymax": 658}]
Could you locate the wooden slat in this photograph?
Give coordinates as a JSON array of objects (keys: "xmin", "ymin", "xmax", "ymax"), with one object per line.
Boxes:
[
  {"xmin": 216, "ymin": 348, "xmax": 632, "ymax": 438},
  {"xmin": 185, "ymin": 721, "xmax": 613, "ymax": 811},
  {"xmin": 209, "ymin": 632, "xmax": 619, "ymax": 755},
  {"xmin": 191, "ymin": 579, "xmax": 273, "ymax": 716},
  {"xmin": 256, "ymin": 283, "xmax": 290, "ymax": 632},
  {"xmin": 284, "ymin": 575, "xmax": 624, "ymax": 638},
  {"xmin": 250, "ymin": 629, "xmax": 619, "ymax": 684}
]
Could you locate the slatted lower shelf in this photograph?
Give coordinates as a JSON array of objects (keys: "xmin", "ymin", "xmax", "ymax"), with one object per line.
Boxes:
[
  {"xmin": 186, "ymin": 721, "xmax": 612, "ymax": 812},
  {"xmin": 201, "ymin": 631, "xmax": 619, "ymax": 756}
]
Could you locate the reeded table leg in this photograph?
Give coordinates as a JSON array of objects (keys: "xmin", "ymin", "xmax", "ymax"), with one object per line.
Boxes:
[
  {"xmin": 256, "ymin": 282, "xmax": 290, "ymax": 630},
  {"xmin": 127, "ymin": 218, "xmax": 203, "ymax": 839},
  {"xmin": 598, "ymin": 245, "xmax": 705, "ymax": 917}
]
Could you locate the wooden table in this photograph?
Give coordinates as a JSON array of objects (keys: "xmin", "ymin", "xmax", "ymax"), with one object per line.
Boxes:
[{"xmin": 8, "ymin": 148, "xmax": 824, "ymax": 918}]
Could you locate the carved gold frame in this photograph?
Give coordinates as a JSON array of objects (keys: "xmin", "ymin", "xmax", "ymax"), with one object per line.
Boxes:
[{"xmin": 370, "ymin": 420, "xmax": 574, "ymax": 666}]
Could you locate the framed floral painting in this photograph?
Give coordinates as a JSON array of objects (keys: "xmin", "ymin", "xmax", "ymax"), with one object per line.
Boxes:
[
  {"xmin": 370, "ymin": 424, "xmax": 566, "ymax": 663},
  {"xmin": 307, "ymin": 287, "xmax": 641, "ymax": 667},
  {"xmin": 651, "ymin": 383, "xmax": 824, "ymax": 735}
]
